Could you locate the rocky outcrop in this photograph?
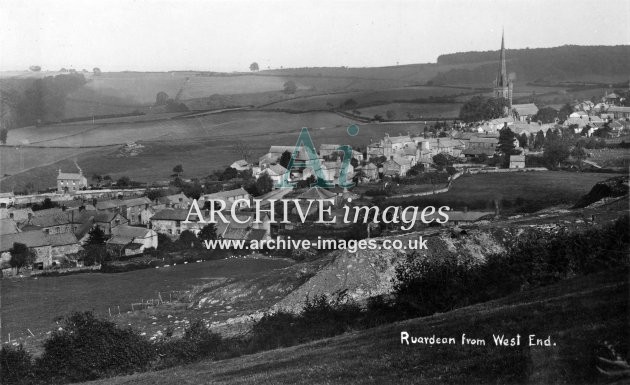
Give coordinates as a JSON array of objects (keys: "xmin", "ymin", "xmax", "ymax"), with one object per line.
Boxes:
[
  {"xmin": 573, "ymin": 175, "xmax": 629, "ymax": 208},
  {"xmin": 272, "ymin": 229, "xmax": 506, "ymax": 313}
]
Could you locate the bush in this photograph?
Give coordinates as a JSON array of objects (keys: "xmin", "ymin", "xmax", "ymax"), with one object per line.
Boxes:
[
  {"xmin": 0, "ymin": 345, "xmax": 34, "ymax": 384},
  {"xmin": 155, "ymin": 320, "xmax": 224, "ymax": 368},
  {"xmin": 392, "ymin": 215, "xmax": 629, "ymax": 317},
  {"xmin": 35, "ymin": 311, "xmax": 155, "ymax": 383}
]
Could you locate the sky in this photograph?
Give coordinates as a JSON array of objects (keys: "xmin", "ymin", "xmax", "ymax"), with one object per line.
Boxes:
[{"xmin": 1, "ymin": 0, "xmax": 629, "ymax": 72}]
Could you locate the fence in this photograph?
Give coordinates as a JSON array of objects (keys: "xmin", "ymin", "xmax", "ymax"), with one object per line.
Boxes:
[{"xmin": 1, "ymin": 289, "xmax": 194, "ymax": 347}]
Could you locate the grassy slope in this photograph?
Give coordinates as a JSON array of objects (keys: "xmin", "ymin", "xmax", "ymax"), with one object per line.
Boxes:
[
  {"xmin": 0, "ymin": 258, "xmax": 292, "ymax": 342},
  {"xmin": 84, "ymin": 269, "xmax": 628, "ymax": 385},
  {"xmin": 387, "ymin": 172, "xmax": 625, "ymax": 210}
]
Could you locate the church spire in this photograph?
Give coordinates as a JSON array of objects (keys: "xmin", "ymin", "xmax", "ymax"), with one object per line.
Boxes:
[{"xmin": 497, "ymin": 29, "xmax": 508, "ymax": 88}]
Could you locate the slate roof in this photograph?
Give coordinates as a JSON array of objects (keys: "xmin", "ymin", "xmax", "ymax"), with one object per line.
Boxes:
[
  {"xmin": 151, "ymin": 209, "xmax": 190, "ymax": 221},
  {"xmin": 297, "ymin": 187, "xmax": 336, "ymax": 200}
]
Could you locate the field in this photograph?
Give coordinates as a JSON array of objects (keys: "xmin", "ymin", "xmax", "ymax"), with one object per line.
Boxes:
[
  {"xmin": 388, "ymin": 171, "xmax": 623, "ymax": 210},
  {"xmin": 1, "ymin": 111, "xmax": 434, "ymax": 191},
  {"xmin": 0, "ymin": 258, "xmax": 293, "ymax": 342},
  {"xmin": 84, "ymin": 269, "xmax": 628, "ymax": 384},
  {"xmin": 352, "ymin": 102, "xmax": 463, "ymax": 119},
  {"xmin": 260, "ymin": 86, "xmax": 477, "ymax": 111}
]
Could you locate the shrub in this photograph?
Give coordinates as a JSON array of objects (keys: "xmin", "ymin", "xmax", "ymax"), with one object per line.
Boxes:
[
  {"xmin": 35, "ymin": 311, "xmax": 155, "ymax": 383},
  {"xmin": 0, "ymin": 345, "xmax": 34, "ymax": 384}
]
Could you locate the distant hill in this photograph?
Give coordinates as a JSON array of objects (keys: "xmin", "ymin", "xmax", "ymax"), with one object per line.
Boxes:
[{"xmin": 432, "ymin": 45, "xmax": 630, "ymax": 85}]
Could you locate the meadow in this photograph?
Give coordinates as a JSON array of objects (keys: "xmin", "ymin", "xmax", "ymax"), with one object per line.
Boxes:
[
  {"xmin": 388, "ymin": 171, "xmax": 622, "ymax": 211},
  {"xmin": 0, "ymin": 258, "xmax": 292, "ymax": 342},
  {"xmin": 1, "ymin": 111, "xmax": 432, "ymax": 191},
  {"xmin": 353, "ymin": 102, "xmax": 463, "ymax": 119}
]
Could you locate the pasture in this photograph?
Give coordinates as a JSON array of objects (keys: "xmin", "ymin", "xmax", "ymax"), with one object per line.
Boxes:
[
  {"xmin": 260, "ymin": 86, "xmax": 475, "ymax": 111},
  {"xmin": 0, "ymin": 258, "xmax": 293, "ymax": 342},
  {"xmin": 388, "ymin": 171, "xmax": 622, "ymax": 211},
  {"xmin": 353, "ymin": 102, "xmax": 463, "ymax": 119},
  {"xmin": 1, "ymin": 111, "xmax": 432, "ymax": 191}
]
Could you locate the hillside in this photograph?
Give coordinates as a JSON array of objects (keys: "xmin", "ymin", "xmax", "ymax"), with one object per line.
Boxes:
[
  {"xmin": 84, "ymin": 269, "xmax": 628, "ymax": 384},
  {"xmin": 432, "ymin": 45, "xmax": 630, "ymax": 85}
]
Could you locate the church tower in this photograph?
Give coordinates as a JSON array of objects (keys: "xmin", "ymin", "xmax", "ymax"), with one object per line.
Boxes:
[{"xmin": 493, "ymin": 31, "xmax": 513, "ymax": 111}]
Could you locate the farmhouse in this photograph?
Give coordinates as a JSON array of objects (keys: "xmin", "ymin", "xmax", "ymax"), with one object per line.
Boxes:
[
  {"xmin": 463, "ymin": 137, "xmax": 498, "ymax": 157},
  {"xmin": 200, "ymin": 187, "xmax": 252, "ymax": 210},
  {"xmin": 57, "ymin": 169, "xmax": 88, "ymax": 193},
  {"xmin": 106, "ymin": 225, "xmax": 158, "ymax": 257},
  {"xmin": 159, "ymin": 193, "xmax": 192, "ymax": 209},
  {"xmin": 151, "ymin": 208, "xmax": 203, "ymax": 237}
]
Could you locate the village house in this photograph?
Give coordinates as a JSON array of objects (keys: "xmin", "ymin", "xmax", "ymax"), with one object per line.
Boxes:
[
  {"xmin": 230, "ymin": 159, "xmax": 252, "ymax": 171},
  {"xmin": 106, "ymin": 225, "xmax": 158, "ymax": 257},
  {"xmin": 463, "ymin": 137, "xmax": 498, "ymax": 157},
  {"xmin": 509, "ymin": 154, "xmax": 526, "ymax": 169},
  {"xmin": 362, "ymin": 163, "xmax": 379, "ymax": 181},
  {"xmin": 511, "ymin": 103, "xmax": 539, "ymax": 122},
  {"xmin": 159, "ymin": 193, "xmax": 192, "ymax": 209},
  {"xmin": 0, "ymin": 231, "xmax": 80, "ymax": 272},
  {"xmin": 151, "ymin": 208, "xmax": 203, "ymax": 238},
  {"xmin": 607, "ymin": 106, "xmax": 630, "ymax": 120},
  {"xmin": 200, "ymin": 187, "xmax": 252, "ymax": 210},
  {"xmin": 0, "ymin": 192, "xmax": 15, "ymax": 207},
  {"xmin": 256, "ymin": 164, "xmax": 288, "ymax": 186},
  {"xmin": 382, "ymin": 157, "xmax": 411, "ymax": 177},
  {"xmin": 57, "ymin": 169, "xmax": 88, "ymax": 193}
]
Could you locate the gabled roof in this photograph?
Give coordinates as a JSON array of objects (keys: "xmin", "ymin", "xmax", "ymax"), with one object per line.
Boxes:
[
  {"xmin": 0, "ymin": 219, "xmax": 20, "ymax": 235},
  {"xmin": 32, "ymin": 208, "xmax": 63, "ymax": 217},
  {"xmin": 57, "ymin": 172, "xmax": 85, "ymax": 180},
  {"xmin": 0, "ymin": 231, "xmax": 49, "ymax": 251},
  {"xmin": 30, "ymin": 212, "xmax": 71, "ymax": 228},
  {"xmin": 111, "ymin": 224, "xmax": 152, "ymax": 239},
  {"xmin": 297, "ymin": 187, "xmax": 336, "ymax": 200},
  {"xmin": 202, "ymin": 187, "xmax": 250, "ymax": 201},
  {"xmin": 47, "ymin": 232, "xmax": 78, "ymax": 247},
  {"xmin": 512, "ymin": 103, "xmax": 539, "ymax": 116},
  {"xmin": 151, "ymin": 208, "xmax": 190, "ymax": 221}
]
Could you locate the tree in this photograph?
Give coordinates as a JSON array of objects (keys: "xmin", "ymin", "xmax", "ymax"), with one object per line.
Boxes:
[
  {"xmin": 87, "ymin": 226, "xmax": 107, "ymax": 245},
  {"xmin": 9, "ymin": 242, "xmax": 35, "ymax": 273},
  {"xmin": 198, "ymin": 223, "xmax": 217, "ymax": 243},
  {"xmin": 558, "ymin": 103, "xmax": 573, "ymax": 122},
  {"xmin": 283, "ymin": 80, "xmax": 297, "ymax": 94},
  {"xmin": 29, "ymin": 65, "xmax": 41, "ymax": 72},
  {"xmin": 279, "ymin": 150, "xmax": 292, "ymax": 168},
  {"xmin": 155, "ymin": 91, "xmax": 169, "ymax": 106},
  {"xmin": 0, "ymin": 128, "xmax": 7, "ymax": 144},
  {"xmin": 543, "ymin": 138, "xmax": 570, "ymax": 169},
  {"xmin": 249, "ymin": 62, "xmax": 259, "ymax": 72},
  {"xmin": 93, "ymin": 67, "xmax": 102, "ymax": 75},
  {"xmin": 518, "ymin": 133, "xmax": 528, "ymax": 148},
  {"xmin": 571, "ymin": 143, "xmax": 587, "ymax": 170},
  {"xmin": 386, "ymin": 110, "xmax": 396, "ymax": 120},
  {"xmin": 116, "ymin": 176, "xmax": 131, "ymax": 187},
  {"xmin": 534, "ymin": 130, "xmax": 545, "ymax": 150},
  {"xmin": 177, "ymin": 230, "xmax": 201, "ymax": 249},
  {"xmin": 0, "ymin": 344, "xmax": 33, "ymax": 384},
  {"xmin": 37, "ymin": 311, "xmax": 155, "ymax": 383},
  {"xmin": 459, "ymin": 96, "xmax": 508, "ymax": 123},
  {"xmin": 255, "ymin": 173, "xmax": 274, "ymax": 195},
  {"xmin": 497, "ymin": 126, "xmax": 517, "ymax": 155},
  {"xmin": 532, "ymin": 106, "xmax": 558, "ymax": 123},
  {"xmin": 432, "ymin": 152, "xmax": 455, "ymax": 171},
  {"xmin": 173, "ymin": 164, "xmax": 183, "ymax": 177},
  {"xmin": 220, "ymin": 167, "xmax": 238, "ymax": 181}
]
